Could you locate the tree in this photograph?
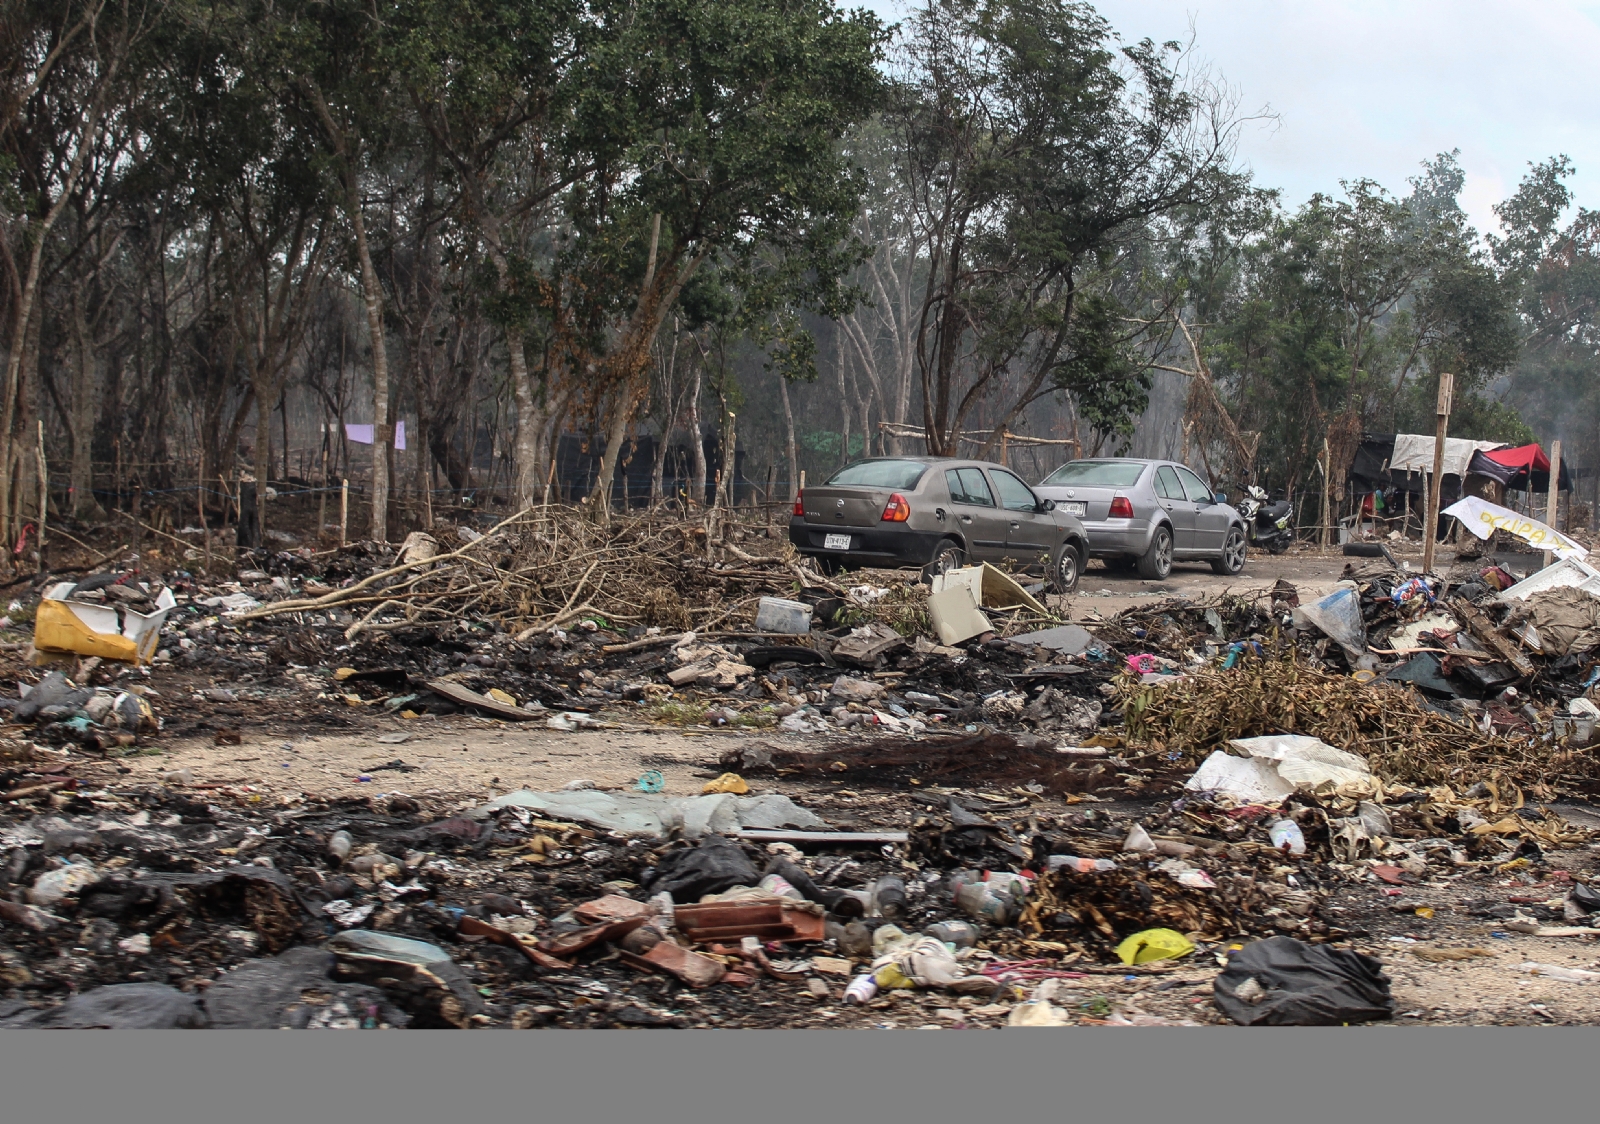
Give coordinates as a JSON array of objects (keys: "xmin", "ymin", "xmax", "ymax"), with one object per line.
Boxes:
[
  {"xmin": 564, "ymin": 0, "xmax": 886, "ymax": 509},
  {"xmin": 889, "ymin": 0, "xmax": 1250, "ymax": 458}
]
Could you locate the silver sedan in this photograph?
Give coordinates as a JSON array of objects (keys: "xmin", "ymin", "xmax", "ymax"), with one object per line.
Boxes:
[{"xmin": 1033, "ymin": 458, "xmax": 1248, "ymax": 579}]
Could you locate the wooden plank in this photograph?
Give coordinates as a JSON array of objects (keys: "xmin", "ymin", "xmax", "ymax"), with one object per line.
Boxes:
[
  {"xmin": 1450, "ymin": 597, "xmax": 1534, "ymax": 677},
  {"xmin": 424, "ymin": 678, "xmax": 543, "ymax": 721},
  {"xmin": 733, "ymin": 829, "xmax": 908, "ymax": 844}
]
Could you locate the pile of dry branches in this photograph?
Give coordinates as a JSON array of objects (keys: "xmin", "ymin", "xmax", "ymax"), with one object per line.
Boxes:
[
  {"xmin": 238, "ymin": 506, "xmax": 831, "ymax": 640},
  {"xmin": 1118, "ymin": 653, "xmax": 1596, "ymax": 789}
]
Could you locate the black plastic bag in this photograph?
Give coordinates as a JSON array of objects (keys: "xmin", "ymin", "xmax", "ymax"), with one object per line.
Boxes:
[
  {"xmin": 640, "ymin": 835, "xmax": 758, "ymax": 903},
  {"xmin": 206, "ymin": 947, "xmax": 410, "ymax": 1029},
  {"xmin": 1214, "ymin": 936, "xmax": 1394, "ymax": 1026},
  {"xmin": 1571, "ymin": 882, "xmax": 1600, "ymax": 914},
  {"xmin": 0, "ymin": 983, "xmax": 208, "ymax": 1028}
]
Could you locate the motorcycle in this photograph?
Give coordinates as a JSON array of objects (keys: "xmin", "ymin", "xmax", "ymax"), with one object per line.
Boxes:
[{"xmin": 1237, "ymin": 485, "xmax": 1294, "ymax": 554}]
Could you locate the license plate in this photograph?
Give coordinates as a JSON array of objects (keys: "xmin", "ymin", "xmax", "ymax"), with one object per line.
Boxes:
[
  {"xmin": 1062, "ymin": 502, "xmax": 1086, "ymax": 517},
  {"xmin": 824, "ymin": 534, "xmax": 852, "ymax": 550}
]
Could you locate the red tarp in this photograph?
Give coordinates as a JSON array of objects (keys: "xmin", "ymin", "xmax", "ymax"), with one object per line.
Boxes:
[
  {"xmin": 1480, "ymin": 444, "xmax": 1551, "ymax": 472},
  {"xmin": 1466, "ymin": 443, "xmax": 1571, "ymax": 492}
]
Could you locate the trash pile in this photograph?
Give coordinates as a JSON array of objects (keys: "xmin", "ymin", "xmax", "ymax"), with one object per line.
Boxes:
[
  {"xmin": 1106, "ymin": 553, "xmax": 1600, "ymax": 792},
  {"xmin": 4, "ymin": 514, "xmax": 1600, "ymax": 1026},
  {"xmin": 0, "ymin": 508, "xmax": 1105, "ymax": 747},
  {"xmin": 4, "ymin": 734, "xmax": 1593, "ymax": 1028}
]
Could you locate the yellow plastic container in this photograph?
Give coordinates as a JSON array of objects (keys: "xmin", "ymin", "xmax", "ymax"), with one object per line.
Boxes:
[{"xmin": 32, "ymin": 599, "xmax": 142, "ymax": 663}]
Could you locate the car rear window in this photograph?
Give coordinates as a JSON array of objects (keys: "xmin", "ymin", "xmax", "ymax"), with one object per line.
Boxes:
[
  {"xmin": 1041, "ymin": 460, "xmax": 1146, "ymax": 487},
  {"xmin": 825, "ymin": 460, "xmax": 928, "ymax": 489}
]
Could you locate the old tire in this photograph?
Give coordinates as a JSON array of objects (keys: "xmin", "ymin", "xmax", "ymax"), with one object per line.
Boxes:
[
  {"xmin": 1211, "ymin": 526, "xmax": 1248, "ymax": 575},
  {"xmin": 1048, "ymin": 541, "xmax": 1082, "ymax": 594},
  {"xmin": 1136, "ymin": 525, "xmax": 1173, "ymax": 580},
  {"xmin": 921, "ymin": 539, "xmax": 966, "ymax": 583}
]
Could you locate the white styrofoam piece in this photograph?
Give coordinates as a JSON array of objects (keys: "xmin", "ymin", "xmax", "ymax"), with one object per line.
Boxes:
[{"xmin": 1497, "ymin": 557, "xmax": 1600, "ymax": 602}]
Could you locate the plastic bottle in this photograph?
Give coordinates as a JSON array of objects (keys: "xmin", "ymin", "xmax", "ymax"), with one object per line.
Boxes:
[
  {"xmin": 955, "ymin": 881, "xmax": 1014, "ymax": 925},
  {"xmin": 834, "ymin": 889, "xmax": 872, "ymax": 917},
  {"xmin": 927, "ymin": 920, "xmax": 977, "ymax": 949},
  {"xmin": 1048, "ymin": 855, "xmax": 1117, "ymax": 873},
  {"xmin": 1269, "ymin": 820, "xmax": 1306, "ymax": 855},
  {"xmin": 871, "ymin": 876, "xmax": 907, "ymax": 919},
  {"xmin": 984, "ymin": 870, "xmax": 1032, "ymax": 898},
  {"xmin": 820, "ymin": 889, "xmax": 865, "ymax": 918},
  {"xmin": 843, "ymin": 974, "xmax": 879, "ymax": 1004},
  {"xmin": 947, "ymin": 869, "xmax": 982, "ymax": 895},
  {"xmin": 327, "ymin": 830, "xmax": 353, "ymax": 862}
]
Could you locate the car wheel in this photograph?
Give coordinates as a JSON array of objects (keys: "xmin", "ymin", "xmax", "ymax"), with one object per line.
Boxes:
[
  {"xmin": 1048, "ymin": 541, "xmax": 1082, "ymax": 594},
  {"xmin": 1211, "ymin": 526, "xmax": 1247, "ymax": 575},
  {"xmin": 920, "ymin": 539, "xmax": 966, "ymax": 583},
  {"xmin": 1136, "ymin": 525, "xmax": 1173, "ymax": 580}
]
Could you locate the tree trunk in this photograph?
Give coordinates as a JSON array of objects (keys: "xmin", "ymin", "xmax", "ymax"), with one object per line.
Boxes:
[
  {"xmin": 834, "ymin": 329, "xmax": 851, "ymax": 467},
  {"xmin": 507, "ymin": 325, "xmax": 546, "ymax": 510},
  {"xmin": 778, "ymin": 368, "xmax": 798, "ymax": 501},
  {"xmin": 354, "ymin": 204, "xmax": 390, "ymax": 543},
  {"xmin": 594, "ymin": 386, "xmax": 634, "ymax": 514},
  {"xmin": 308, "ymin": 84, "xmax": 392, "ymax": 542},
  {"xmin": 586, "ymin": 216, "xmax": 666, "ymax": 512},
  {"xmin": 252, "ymin": 375, "xmax": 273, "ymax": 543},
  {"xmin": 68, "ymin": 282, "xmax": 104, "ymax": 518},
  {"xmin": 650, "ymin": 419, "xmax": 670, "ymax": 505},
  {"xmin": 688, "ymin": 361, "xmax": 706, "ymax": 508}
]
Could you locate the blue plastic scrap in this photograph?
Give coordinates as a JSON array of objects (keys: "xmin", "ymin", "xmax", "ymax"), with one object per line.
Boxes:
[{"xmin": 1390, "ymin": 577, "xmax": 1435, "ymax": 605}]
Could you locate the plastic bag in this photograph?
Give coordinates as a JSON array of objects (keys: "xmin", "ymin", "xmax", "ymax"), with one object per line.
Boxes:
[
  {"xmin": 1116, "ymin": 928, "xmax": 1195, "ymax": 966},
  {"xmin": 640, "ymin": 835, "xmax": 759, "ymax": 903},
  {"xmin": 1213, "ymin": 936, "xmax": 1393, "ymax": 1025}
]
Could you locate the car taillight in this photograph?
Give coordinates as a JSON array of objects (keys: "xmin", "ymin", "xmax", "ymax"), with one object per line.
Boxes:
[
  {"xmin": 881, "ymin": 493, "xmax": 911, "ymax": 522},
  {"xmin": 1109, "ymin": 496, "xmax": 1134, "ymax": 518},
  {"xmin": 793, "ymin": 490, "xmax": 804, "ymax": 517}
]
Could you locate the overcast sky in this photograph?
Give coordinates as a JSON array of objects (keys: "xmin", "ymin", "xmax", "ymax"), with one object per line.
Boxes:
[{"xmin": 867, "ymin": 1, "xmax": 1600, "ymax": 237}]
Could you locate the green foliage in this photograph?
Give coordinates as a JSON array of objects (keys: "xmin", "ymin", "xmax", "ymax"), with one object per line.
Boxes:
[
  {"xmin": 1175, "ymin": 150, "xmax": 1531, "ymax": 491},
  {"xmin": 890, "ymin": 0, "xmax": 1248, "ymax": 451}
]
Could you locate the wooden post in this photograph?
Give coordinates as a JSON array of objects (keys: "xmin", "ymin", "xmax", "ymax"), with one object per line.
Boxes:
[
  {"xmin": 1422, "ymin": 372, "xmax": 1454, "ymax": 575},
  {"xmin": 317, "ymin": 440, "xmax": 328, "ymax": 546},
  {"xmin": 765, "ymin": 464, "xmax": 776, "ymax": 530},
  {"xmin": 35, "ymin": 420, "xmax": 46, "ymax": 574},
  {"xmin": 339, "ymin": 478, "xmax": 349, "ymax": 545},
  {"xmin": 1543, "ymin": 438, "xmax": 1563, "ymax": 569},
  {"xmin": 1319, "ymin": 438, "xmax": 1331, "ymax": 552}
]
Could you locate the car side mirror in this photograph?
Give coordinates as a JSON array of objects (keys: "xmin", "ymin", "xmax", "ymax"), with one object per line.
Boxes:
[
  {"xmin": 1039, "ymin": 499, "xmax": 1056, "ymax": 513},
  {"xmin": 1214, "ymin": 493, "xmax": 1226, "ymax": 504}
]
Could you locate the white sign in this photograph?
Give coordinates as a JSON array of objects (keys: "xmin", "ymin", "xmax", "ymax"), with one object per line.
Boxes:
[{"xmin": 1441, "ymin": 496, "xmax": 1587, "ymax": 559}]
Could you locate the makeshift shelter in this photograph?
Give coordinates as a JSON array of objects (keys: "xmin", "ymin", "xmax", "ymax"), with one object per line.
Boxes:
[
  {"xmin": 1346, "ymin": 434, "xmax": 1570, "ymax": 537},
  {"xmin": 1465, "ymin": 444, "xmax": 1573, "ymax": 495},
  {"xmin": 1348, "ymin": 433, "xmax": 1484, "ymax": 507}
]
